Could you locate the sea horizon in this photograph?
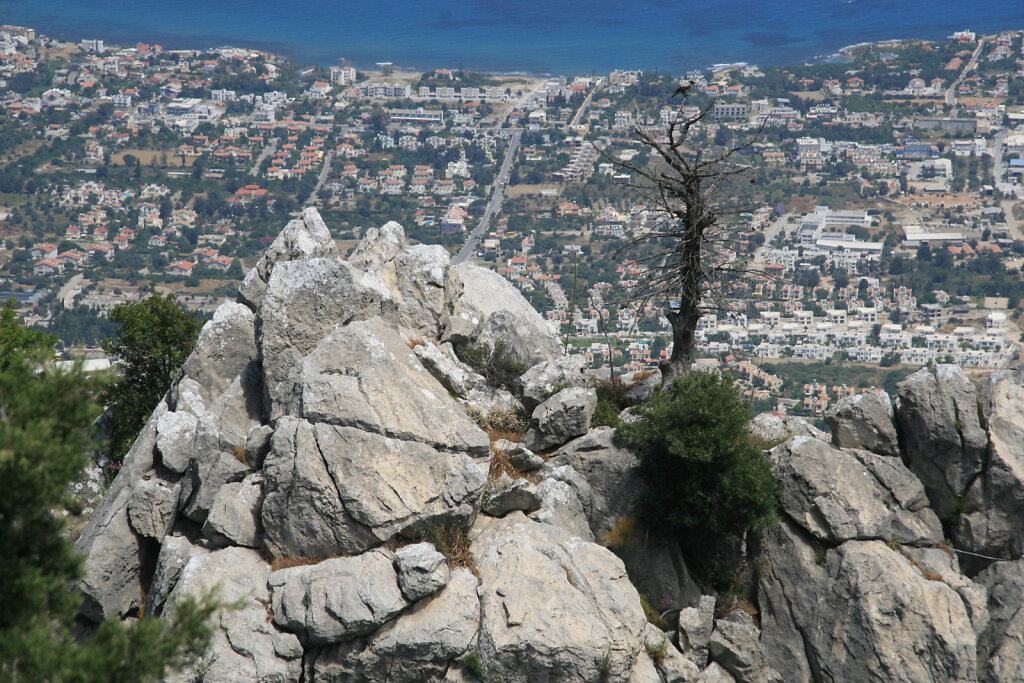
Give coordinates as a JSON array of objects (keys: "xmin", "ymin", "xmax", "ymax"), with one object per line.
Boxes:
[{"xmin": 1, "ymin": 1, "xmax": 1023, "ymax": 77}]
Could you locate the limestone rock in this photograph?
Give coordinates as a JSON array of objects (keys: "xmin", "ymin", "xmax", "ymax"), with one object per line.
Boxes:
[
  {"xmin": 473, "ymin": 513, "xmax": 648, "ymax": 682},
  {"xmin": 393, "ymin": 542, "xmax": 450, "ymax": 602},
  {"xmin": 176, "ymin": 300, "xmax": 260, "ymax": 414},
  {"xmin": 348, "ymin": 220, "xmax": 405, "ymax": 272},
  {"xmin": 279, "ymin": 317, "xmax": 489, "ymax": 455},
  {"xmin": 441, "ymin": 262, "xmax": 561, "ymax": 367},
  {"xmin": 262, "ymin": 418, "xmax": 487, "ymax": 559},
  {"xmin": 164, "ymin": 547, "xmax": 302, "ymax": 683},
  {"xmin": 177, "ymin": 419, "xmax": 251, "ymax": 523},
  {"xmin": 523, "ymin": 386, "xmax": 597, "ymax": 452},
  {"xmin": 825, "ymin": 390, "xmax": 900, "ymax": 456},
  {"xmin": 146, "ymin": 535, "xmax": 204, "ymax": 616},
  {"xmin": 639, "ymin": 623, "xmax": 701, "ymax": 682},
  {"xmin": 258, "ymin": 257, "xmax": 392, "ymax": 419},
  {"xmin": 370, "ymin": 568, "xmax": 480, "ymax": 662},
  {"xmin": 513, "ymin": 355, "xmax": 590, "ymax": 411},
  {"xmin": 551, "ymin": 427, "xmax": 642, "ymax": 539},
  {"xmin": 956, "ymin": 369, "xmax": 1024, "ymax": 560},
  {"xmin": 155, "ymin": 410, "xmax": 198, "ymax": 474},
  {"xmin": 977, "ymin": 559, "xmax": 1024, "ymax": 682},
  {"xmin": 74, "ymin": 404, "xmax": 165, "ymax": 621},
  {"xmin": 748, "ymin": 412, "xmax": 829, "ymax": 447},
  {"xmin": 269, "ymin": 550, "xmax": 408, "ymax": 646},
  {"xmin": 482, "ymin": 475, "xmax": 541, "ymax": 517},
  {"xmin": 708, "ymin": 611, "xmax": 782, "ymax": 683},
  {"xmin": 126, "ymin": 475, "xmax": 179, "ymax": 539},
  {"xmin": 530, "ymin": 477, "xmax": 594, "ymax": 541},
  {"xmin": 896, "ymin": 365, "xmax": 987, "ymax": 520},
  {"xmin": 237, "ymin": 206, "xmax": 338, "ymax": 309},
  {"xmin": 758, "ymin": 527, "xmax": 978, "ymax": 683},
  {"xmin": 202, "ymin": 473, "xmax": 264, "ymax": 548},
  {"xmin": 699, "ymin": 662, "xmax": 737, "ymax": 683},
  {"xmin": 679, "ymin": 595, "xmax": 716, "ymax": 669},
  {"xmin": 775, "ymin": 436, "xmax": 942, "ymax": 545}
]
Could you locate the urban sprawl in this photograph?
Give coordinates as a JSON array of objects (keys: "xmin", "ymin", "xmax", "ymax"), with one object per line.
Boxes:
[{"xmin": 2, "ymin": 25, "xmax": 1024, "ymax": 417}]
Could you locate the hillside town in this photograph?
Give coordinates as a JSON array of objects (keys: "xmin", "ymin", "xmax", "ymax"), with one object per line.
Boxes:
[{"xmin": 1, "ymin": 23, "xmax": 1024, "ymax": 415}]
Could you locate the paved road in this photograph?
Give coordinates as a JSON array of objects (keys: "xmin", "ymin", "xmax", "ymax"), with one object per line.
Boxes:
[
  {"xmin": 455, "ymin": 129, "xmax": 523, "ymax": 264},
  {"xmin": 751, "ymin": 213, "xmax": 791, "ymax": 271},
  {"xmin": 307, "ymin": 149, "xmax": 335, "ymax": 206},
  {"xmin": 250, "ymin": 137, "xmax": 278, "ymax": 176},
  {"xmin": 569, "ymin": 85, "xmax": 599, "ymax": 129},
  {"xmin": 946, "ymin": 39, "xmax": 986, "ymax": 114},
  {"xmin": 58, "ymin": 273, "xmax": 85, "ymax": 309}
]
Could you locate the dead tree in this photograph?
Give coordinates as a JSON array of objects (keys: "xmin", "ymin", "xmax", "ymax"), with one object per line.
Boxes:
[{"xmin": 608, "ymin": 98, "xmax": 760, "ymax": 385}]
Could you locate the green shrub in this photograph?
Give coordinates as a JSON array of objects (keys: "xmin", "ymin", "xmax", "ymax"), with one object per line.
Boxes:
[{"xmin": 617, "ymin": 372, "xmax": 778, "ymax": 543}]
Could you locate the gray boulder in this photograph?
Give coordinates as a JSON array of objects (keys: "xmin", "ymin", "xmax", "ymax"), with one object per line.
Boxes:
[
  {"xmin": 482, "ymin": 475, "xmax": 541, "ymax": 517},
  {"xmin": 393, "ymin": 542, "xmax": 450, "ymax": 602},
  {"xmin": 748, "ymin": 411, "xmax": 829, "ymax": 447},
  {"xmin": 825, "ymin": 390, "xmax": 900, "ymax": 456},
  {"xmin": 74, "ymin": 404, "xmax": 165, "ymax": 621},
  {"xmin": 176, "ymin": 418, "xmax": 251, "ymax": 522},
  {"xmin": 155, "ymin": 410, "xmax": 198, "ymax": 474},
  {"xmin": 146, "ymin": 535, "xmax": 204, "ymax": 616},
  {"xmin": 473, "ymin": 513, "xmax": 648, "ymax": 682},
  {"xmin": 164, "ymin": 547, "xmax": 302, "ymax": 683},
  {"xmin": 679, "ymin": 595, "xmax": 716, "ymax": 669},
  {"xmin": 513, "ymin": 355, "xmax": 590, "ymax": 411},
  {"xmin": 523, "ymin": 386, "xmax": 597, "ymax": 452},
  {"xmin": 551, "ymin": 427, "xmax": 642, "ymax": 539},
  {"xmin": 370, "ymin": 567, "xmax": 480, "ymax": 663},
  {"xmin": 237, "ymin": 206, "xmax": 338, "ymax": 310},
  {"xmin": 896, "ymin": 365, "xmax": 987, "ymax": 521},
  {"xmin": 441, "ymin": 262, "xmax": 561, "ymax": 367},
  {"xmin": 708, "ymin": 611, "xmax": 782, "ymax": 683},
  {"xmin": 530, "ymin": 477, "xmax": 594, "ymax": 541},
  {"xmin": 348, "ymin": 220, "xmax": 405, "ymax": 272},
  {"xmin": 270, "ymin": 550, "xmax": 408, "ymax": 646},
  {"xmin": 261, "ymin": 418, "xmax": 487, "ymax": 559},
  {"xmin": 202, "ymin": 473, "xmax": 264, "ymax": 547},
  {"xmin": 126, "ymin": 475, "xmax": 179, "ymax": 539}
]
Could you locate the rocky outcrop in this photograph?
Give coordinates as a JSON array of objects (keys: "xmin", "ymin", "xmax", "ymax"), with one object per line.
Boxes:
[
  {"xmin": 77, "ymin": 207, "xmax": 1024, "ymax": 682},
  {"xmin": 825, "ymin": 389, "xmax": 900, "ymax": 456},
  {"xmin": 896, "ymin": 365, "xmax": 987, "ymax": 521}
]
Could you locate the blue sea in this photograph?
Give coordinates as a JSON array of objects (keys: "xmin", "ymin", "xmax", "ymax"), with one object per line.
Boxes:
[{"xmin": 1, "ymin": 0, "xmax": 1023, "ymax": 75}]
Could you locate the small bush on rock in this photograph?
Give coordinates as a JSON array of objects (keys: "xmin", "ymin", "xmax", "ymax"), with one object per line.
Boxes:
[
  {"xmin": 456, "ymin": 341, "xmax": 527, "ymax": 390},
  {"xmin": 617, "ymin": 372, "xmax": 778, "ymax": 545}
]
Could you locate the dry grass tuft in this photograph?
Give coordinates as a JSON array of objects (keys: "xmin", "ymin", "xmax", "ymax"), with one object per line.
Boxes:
[
  {"xmin": 425, "ymin": 524, "xmax": 478, "ymax": 576},
  {"xmin": 233, "ymin": 444, "xmax": 248, "ymax": 465},
  {"xmin": 406, "ymin": 337, "xmax": 425, "ymax": 349},
  {"xmin": 488, "ymin": 444, "xmax": 521, "ymax": 481},
  {"xmin": 270, "ymin": 556, "xmax": 321, "ymax": 571},
  {"xmin": 718, "ymin": 596, "xmax": 759, "ymax": 619},
  {"xmin": 632, "ymin": 369, "xmax": 658, "ymax": 382},
  {"xmin": 601, "ymin": 515, "xmax": 639, "ymax": 551}
]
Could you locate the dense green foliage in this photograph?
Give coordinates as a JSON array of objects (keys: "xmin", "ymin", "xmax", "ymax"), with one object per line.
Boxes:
[
  {"xmin": 102, "ymin": 294, "xmax": 203, "ymax": 462},
  {"xmin": 617, "ymin": 372, "xmax": 779, "ymax": 543},
  {"xmin": 0, "ymin": 308, "xmax": 215, "ymax": 682}
]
